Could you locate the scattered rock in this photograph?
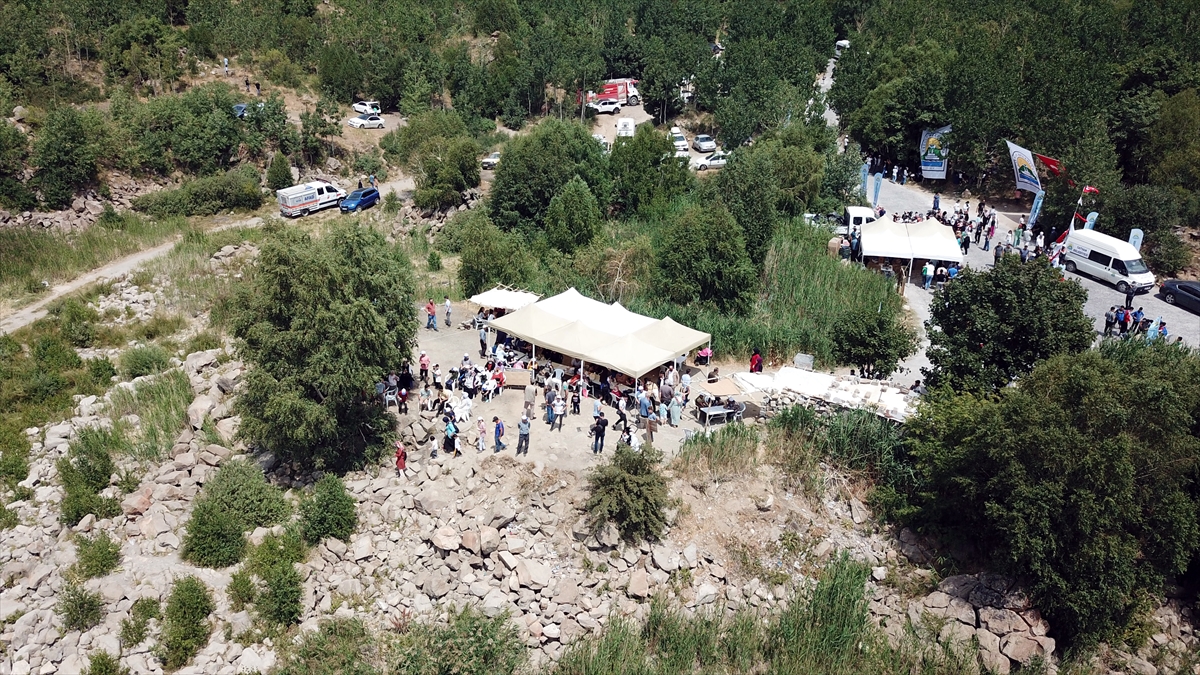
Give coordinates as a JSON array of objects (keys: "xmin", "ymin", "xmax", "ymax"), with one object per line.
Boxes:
[{"xmin": 627, "ymin": 569, "xmax": 650, "ymax": 599}]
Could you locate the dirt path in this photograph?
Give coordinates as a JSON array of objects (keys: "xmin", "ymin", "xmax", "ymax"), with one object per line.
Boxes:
[{"xmin": 0, "ymin": 216, "xmax": 265, "ymax": 336}]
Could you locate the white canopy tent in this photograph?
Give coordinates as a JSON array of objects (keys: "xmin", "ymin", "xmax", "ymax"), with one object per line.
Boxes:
[
  {"xmin": 488, "ymin": 288, "xmax": 711, "ymax": 378},
  {"xmin": 469, "ymin": 286, "xmax": 541, "ymax": 311},
  {"xmin": 860, "ymin": 218, "xmax": 963, "ymax": 264}
]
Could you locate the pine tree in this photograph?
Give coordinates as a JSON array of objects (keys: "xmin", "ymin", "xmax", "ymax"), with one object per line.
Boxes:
[{"xmin": 267, "ymin": 151, "xmax": 292, "ymax": 191}]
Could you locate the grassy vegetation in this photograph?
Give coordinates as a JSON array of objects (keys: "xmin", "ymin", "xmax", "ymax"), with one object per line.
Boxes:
[
  {"xmin": 0, "ymin": 328, "xmax": 108, "ymax": 431},
  {"xmin": 119, "ymin": 597, "xmax": 161, "ymax": 649},
  {"xmin": 57, "ymin": 584, "xmax": 105, "ymax": 632},
  {"xmin": 673, "ymin": 423, "xmax": 759, "ymax": 483},
  {"xmin": 71, "ymin": 531, "xmax": 122, "ymax": 580},
  {"xmin": 553, "ymin": 554, "xmax": 977, "ymax": 675},
  {"xmin": 631, "ymin": 220, "xmax": 900, "ymax": 364},
  {"xmin": 0, "ymin": 210, "xmax": 190, "ymax": 307},
  {"xmin": 57, "ymin": 425, "xmax": 124, "ymax": 526},
  {"xmin": 107, "ymin": 369, "xmax": 193, "ymax": 460},
  {"xmin": 299, "ymin": 475, "xmax": 357, "ymax": 545},
  {"xmin": 159, "ymin": 576, "xmax": 214, "ymax": 670},
  {"xmin": 274, "ymin": 618, "xmax": 384, "ymax": 675},
  {"xmin": 131, "ymin": 166, "xmax": 265, "ymax": 217},
  {"xmin": 144, "ymin": 226, "xmax": 270, "ymax": 325},
  {"xmin": 117, "ymin": 344, "xmax": 172, "ymax": 379}
]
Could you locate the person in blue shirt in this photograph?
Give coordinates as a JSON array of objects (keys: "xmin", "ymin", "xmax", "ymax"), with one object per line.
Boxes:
[
  {"xmin": 947, "ymin": 264, "xmax": 959, "ymax": 280},
  {"xmin": 493, "ymin": 416, "xmax": 506, "ymax": 453}
]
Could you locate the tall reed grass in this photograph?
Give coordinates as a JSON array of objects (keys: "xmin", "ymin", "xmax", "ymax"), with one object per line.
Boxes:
[
  {"xmin": 552, "ymin": 554, "xmax": 978, "ymax": 675},
  {"xmin": 631, "ymin": 218, "xmax": 901, "ymax": 365},
  {"xmin": 107, "ymin": 369, "xmax": 193, "ymax": 460},
  {"xmin": 145, "ymin": 225, "xmax": 268, "ymax": 324},
  {"xmin": 0, "ymin": 212, "xmax": 190, "ymax": 305},
  {"xmin": 673, "ymin": 423, "xmax": 759, "ymax": 482}
]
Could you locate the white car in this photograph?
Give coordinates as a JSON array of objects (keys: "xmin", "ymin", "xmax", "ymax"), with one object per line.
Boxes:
[
  {"xmin": 587, "ymin": 98, "xmax": 622, "ymax": 115},
  {"xmin": 481, "ymin": 151, "xmax": 501, "ymax": 170},
  {"xmin": 591, "ymin": 133, "xmax": 612, "ymax": 154},
  {"xmin": 352, "ymin": 100, "xmax": 380, "ymax": 114},
  {"xmin": 348, "ymin": 114, "xmax": 385, "ymax": 129},
  {"xmin": 669, "ymin": 128, "xmax": 688, "ymax": 152},
  {"xmin": 691, "ymin": 150, "xmax": 730, "ymax": 171},
  {"xmin": 692, "ymin": 134, "xmax": 717, "ymax": 152}
]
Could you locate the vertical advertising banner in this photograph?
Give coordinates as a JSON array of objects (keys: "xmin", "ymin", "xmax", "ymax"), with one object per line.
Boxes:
[
  {"xmin": 1129, "ymin": 228, "xmax": 1144, "ymax": 251},
  {"xmin": 919, "ymin": 125, "xmax": 952, "ymax": 180},
  {"xmin": 860, "ymin": 163, "xmax": 870, "ymax": 197},
  {"xmin": 1028, "ymin": 190, "xmax": 1045, "ymax": 229},
  {"xmin": 872, "ymin": 173, "xmax": 883, "ymax": 206}
]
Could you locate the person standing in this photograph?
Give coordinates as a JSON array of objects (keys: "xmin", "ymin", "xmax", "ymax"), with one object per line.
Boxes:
[
  {"xmin": 254, "ymin": 82, "xmax": 261, "ymax": 96},
  {"xmin": 933, "ymin": 193, "xmax": 940, "ymax": 212},
  {"xmin": 476, "ymin": 417, "xmax": 487, "ymax": 453},
  {"xmin": 425, "ymin": 299, "xmax": 438, "ymax": 330},
  {"xmin": 551, "ymin": 396, "xmax": 566, "ymax": 431},
  {"xmin": 749, "ymin": 348, "xmax": 763, "ymax": 373},
  {"xmin": 592, "ymin": 412, "xmax": 608, "ymax": 454},
  {"xmin": 524, "ymin": 382, "xmax": 537, "ymax": 419},
  {"xmin": 419, "ymin": 351, "xmax": 430, "ymax": 383},
  {"xmin": 1124, "ymin": 289, "xmax": 1135, "ymax": 309},
  {"xmin": 669, "ymin": 394, "xmax": 682, "ymax": 427},
  {"xmin": 922, "ymin": 261, "xmax": 934, "ymax": 290},
  {"xmin": 244, "ymin": 77, "xmax": 250, "ymax": 93},
  {"xmin": 1104, "ymin": 307, "xmax": 1116, "ymax": 337},
  {"xmin": 394, "ymin": 440, "xmax": 407, "ymax": 477},
  {"xmin": 645, "ymin": 410, "xmax": 658, "ymax": 443},
  {"xmin": 614, "ymin": 396, "xmax": 628, "ymax": 432},
  {"xmin": 516, "ymin": 415, "xmax": 530, "ymax": 456},
  {"xmin": 444, "ymin": 296, "xmax": 452, "ymax": 327},
  {"xmin": 369, "ymin": 174, "xmax": 377, "ymax": 189},
  {"xmin": 493, "ymin": 416, "xmax": 507, "ymax": 453},
  {"xmin": 478, "ymin": 323, "xmax": 489, "ymax": 357},
  {"xmin": 223, "ymin": 56, "xmax": 229, "ymax": 76}
]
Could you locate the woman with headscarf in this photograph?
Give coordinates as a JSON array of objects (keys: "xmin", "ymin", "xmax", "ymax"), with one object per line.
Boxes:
[
  {"xmin": 669, "ymin": 393, "xmax": 683, "ymax": 427},
  {"xmin": 750, "ymin": 348, "xmax": 764, "ymax": 373}
]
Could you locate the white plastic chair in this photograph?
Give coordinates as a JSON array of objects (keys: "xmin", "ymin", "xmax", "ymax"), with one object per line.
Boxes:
[{"xmin": 383, "ymin": 388, "xmax": 399, "ymax": 411}]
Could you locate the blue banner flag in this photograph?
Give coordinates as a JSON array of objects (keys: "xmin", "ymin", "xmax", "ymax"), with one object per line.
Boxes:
[
  {"xmin": 1028, "ymin": 190, "xmax": 1045, "ymax": 229},
  {"xmin": 872, "ymin": 173, "xmax": 883, "ymax": 206}
]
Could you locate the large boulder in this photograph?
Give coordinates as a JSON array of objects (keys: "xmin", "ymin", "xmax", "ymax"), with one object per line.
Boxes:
[
  {"xmin": 515, "ymin": 559, "xmax": 551, "ymax": 590},
  {"xmin": 481, "ymin": 588, "xmax": 509, "ymax": 618},
  {"xmin": 431, "ymin": 527, "xmax": 461, "ymax": 552},
  {"xmin": 415, "ymin": 487, "xmax": 453, "ymax": 516},
  {"xmin": 627, "ymin": 569, "xmax": 650, "ymax": 599},
  {"xmin": 187, "ymin": 395, "xmax": 216, "ymax": 429}
]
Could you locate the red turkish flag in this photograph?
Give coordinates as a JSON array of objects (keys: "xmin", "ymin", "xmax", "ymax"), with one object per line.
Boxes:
[
  {"xmin": 1033, "ymin": 153, "xmax": 1063, "ymax": 176},
  {"xmin": 1083, "ymin": 185, "xmax": 1100, "ymax": 194}
]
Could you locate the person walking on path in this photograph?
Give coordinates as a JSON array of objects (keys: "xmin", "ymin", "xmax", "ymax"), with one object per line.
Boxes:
[
  {"xmin": 244, "ymin": 78, "xmax": 250, "ymax": 93},
  {"xmin": 922, "ymin": 261, "xmax": 934, "ymax": 290},
  {"xmin": 444, "ymin": 296, "xmax": 452, "ymax": 327},
  {"xmin": 419, "ymin": 350, "xmax": 430, "ymax": 383},
  {"xmin": 493, "ymin": 416, "xmax": 507, "ymax": 453},
  {"xmin": 516, "ymin": 415, "xmax": 530, "ymax": 456},
  {"xmin": 591, "ymin": 412, "xmax": 609, "ymax": 454},
  {"xmin": 614, "ymin": 397, "xmax": 628, "ymax": 431},
  {"xmin": 551, "ymin": 397, "xmax": 566, "ymax": 431},
  {"xmin": 749, "ymin": 348, "xmax": 763, "ymax": 373},
  {"xmin": 476, "ymin": 417, "xmax": 487, "ymax": 453},
  {"xmin": 394, "ymin": 441, "xmax": 406, "ymax": 476},
  {"xmin": 425, "ymin": 299, "xmax": 438, "ymax": 330},
  {"xmin": 669, "ymin": 394, "xmax": 682, "ymax": 427}
]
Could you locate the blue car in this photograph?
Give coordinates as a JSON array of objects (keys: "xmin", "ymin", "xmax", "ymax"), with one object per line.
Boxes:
[{"xmin": 340, "ymin": 188, "xmax": 380, "ymax": 213}]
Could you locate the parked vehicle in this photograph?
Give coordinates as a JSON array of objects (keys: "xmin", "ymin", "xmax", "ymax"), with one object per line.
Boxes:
[
  {"xmin": 587, "ymin": 98, "xmax": 622, "ymax": 115},
  {"xmin": 233, "ymin": 103, "xmax": 248, "ymax": 118},
  {"xmin": 1062, "ymin": 228, "xmax": 1156, "ymax": 294},
  {"xmin": 481, "ymin": 151, "xmax": 501, "ymax": 170},
  {"xmin": 1159, "ymin": 279, "xmax": 1200, "ymax": 314},
  {"xmin": 692, "ymin": 134, "xmax": 717, "ymax": 152},
  {"xmin": 348, "ymin": 114, "xmax": 385, "ymax": 129},
  {"xmin": 616, "ymin": 117, "xmax": 636, "ymax": 138},
  {"xmin": 340, "ymin": 188, "xmax": 380, "ymax": 213},
  {"xmin": 352, "ymin": 100, "xmax": 381, "ymax": 114},
  {"xmin": 585, "ymin": 78, "xmax": 641, "ymax": 106},
  {"xmin": 690, "ymin": 150, "xmax": 730, "ymax": 171},
  {"xmin": 841, "ymin": 206, "xmax": 877, "ymax": 229},
  {"xmin": 277, "ymin": 181, "xmax": 346, "ymax": 217},
  {"xmin": 591, "ymin": 133, "xmax": 611, "ymax": 154},
  {"xmin": 669, "ymin": 127, "xmax": 688, "ymax": 152},
  {"xmin": 835, "ymin": 39, "xmax": 850, "ymax": 57}
]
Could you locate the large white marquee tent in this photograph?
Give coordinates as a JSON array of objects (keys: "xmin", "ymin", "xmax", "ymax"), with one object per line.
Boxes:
[
  {"xmin": 488, "ymin": 288, "xmax": 710, "ymax": 378},
  {"xmin": 860, "ymin": 217, "xmax": 964, "ymax": 264}
]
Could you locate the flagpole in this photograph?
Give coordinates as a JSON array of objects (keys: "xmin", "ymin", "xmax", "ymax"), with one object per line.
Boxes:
[{"xmin": 1068, "ymin": 185, "xmax": 1085, "ymax": 231}]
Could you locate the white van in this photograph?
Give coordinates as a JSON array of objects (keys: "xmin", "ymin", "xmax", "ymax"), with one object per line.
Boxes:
[
  {"xmin": 843, "ymin": 206, "xmax": 877, "ymax": 229},
  {"xmin": 276, "ymin": 181, "xmax": 346, "ymax": 217},
  {"xmin": 1062, "ymin": 228, "xmax": 1155, "ymax": 294},
  {"xmin": 616, "ymin": 117, "xmax": 636, "ymax": 138}
]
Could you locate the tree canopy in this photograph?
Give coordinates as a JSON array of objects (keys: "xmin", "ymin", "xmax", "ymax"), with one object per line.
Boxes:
[
  {"xmin": 925, "ymin": 256, "xmax": 1093, "ymax": 393},
  {"xmin": 904, "ymin": 339, "xmax": 1200, "ymax": 645},
  {"xmin": 652, "ymin": 203, "xmax": 757, "ymax": 314},
  {"xmin": 230, "ymin": 222, "xmax": 417, "ymax": 469}
]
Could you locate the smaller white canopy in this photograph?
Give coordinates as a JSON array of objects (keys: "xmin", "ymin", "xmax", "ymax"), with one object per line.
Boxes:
[
  {"xmin": 907, "ymin": 220, "xmax": 964, "ymax": 264},
  {"xmin": 860, "ymin": 218, "xmax": 964, "ymax": 264},
  {"xmin": 469, "ymin": 286, "xmax": 541, "ymax": 311}
]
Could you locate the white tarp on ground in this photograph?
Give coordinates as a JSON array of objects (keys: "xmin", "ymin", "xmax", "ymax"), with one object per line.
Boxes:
[
  {"xmin": 469, "ymin": 286, "xmax": 541, "ymax": 311},
  {"xmin": 860, "ymin": 218, "xmax": 963, "ymax": 264},
  {"xmin": 737, "ymin": 367, "xmax": 917, "ymax": 421},
  {"xmin": 488, "ymin": 288, "xmax": 710, "ymax": 378}
]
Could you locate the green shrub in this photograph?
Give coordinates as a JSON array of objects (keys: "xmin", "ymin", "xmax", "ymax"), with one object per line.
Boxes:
[
  {"xmin": 585, "ymin": 443, "xmax": 668, "ymax": 543},
  {"xmin": 58, "ymin": 584, "xmax": 104, "ymax": 632},
  {"xmin": 426, "ymin": 251, "xmax": 443, "ymax": 272},
  {"xmin": 300, "ymin": 475, "xmax": 357, "ymax": 544},
  {"xmin": 275, "ymin": 618, "xmax": 381, "ymax": 675},
  {"xmin": 118, "ymin": 345, "xmax": 171, "ymax": 379},
  {"xmin": 58, "ymin": 298, "xmax": 99, "ymax": 347},
  {"xmin": 228, "ymin": 569, "xmax": 257, "ymax": 611},
  {"xmin": 106, "ymin": 369, "xmax": 193, "ymax": 460},
  {"xmin": 59, "ymin": 489, "xmax": 121, "ymax": 526},
  {"xmin": 83, "ymin": 651, "xmax": 129, "ymax": 675},
  {"xmin": 129, "ymin": 314, "xmax": 186, "ymax": 342},
  {"xmin": 0, "ymin": 506, "xmax": 17, "ymax": 530},
  {"xmin": 180, "ymin": 499, "xmax": 246, "ymax": 568},
  {"xmin": 259, "ymin": 562, "xmax": 302, "ymax": 625},
  {"xmin": 34, "ymin": 335, "xmax": 82, "ymax": 371},
  {"xmin": 0, "ymin": 425, "xmax": 31, "ymax": 488},
  {"xmin": 73, "ymin": 531, "xmax": 122, "ymax": 579},
  {"xmin": 392, "ymin": 606, "xmax": 524, "ymax": 675},
  {"xmin": 132, "ymin": 166, "xmax": 264, "ymax": 218},
  {"xmin": 86, "ymin": 357, "xmax": 117, "ymax": 384},
  {"xmin": 674, "ymin": 422, "xmax": 759, "ymax": 482},
  {"xmin": 120, "ymin": 597, "xmax": 160, "ymax": 648},
  {"xmin": 159, "ymin": 576, "xmax": 214, "ymax": 670},
  {"xmin": 382, "ymin": 190, "xmax": 400, "ymax": 215},
  {"xmin": 202, "ymin": 460, "xmax": 290, "ymax": 529},
  {"xmin": 185, "ymin": 331, "xmax": 221, "ymax": 354},
  {"xmin": 66, "ymin": 426, "xmax": 122, "ymax": 492}
]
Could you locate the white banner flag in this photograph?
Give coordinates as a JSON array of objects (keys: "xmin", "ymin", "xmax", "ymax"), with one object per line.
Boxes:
[
  {"xmin": 1005, "ymin": 141, "xmax": 1042, "ymax": 193},
  {"xmin": 919, "ymin": 125, "xmax": 951, "ymax": 180}
]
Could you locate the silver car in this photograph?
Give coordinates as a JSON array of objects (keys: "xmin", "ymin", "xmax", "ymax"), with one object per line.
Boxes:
[
  {"xmin": 348, "ymin": 114, "xmax": 385, "ymax": 129},
  {"xmin": 691, "ymin": 151, "xmax": 730, "ymax": 171},
  {"xmin": 692, "ymin": 134, "xmax": 717, "ymax": 152}
]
